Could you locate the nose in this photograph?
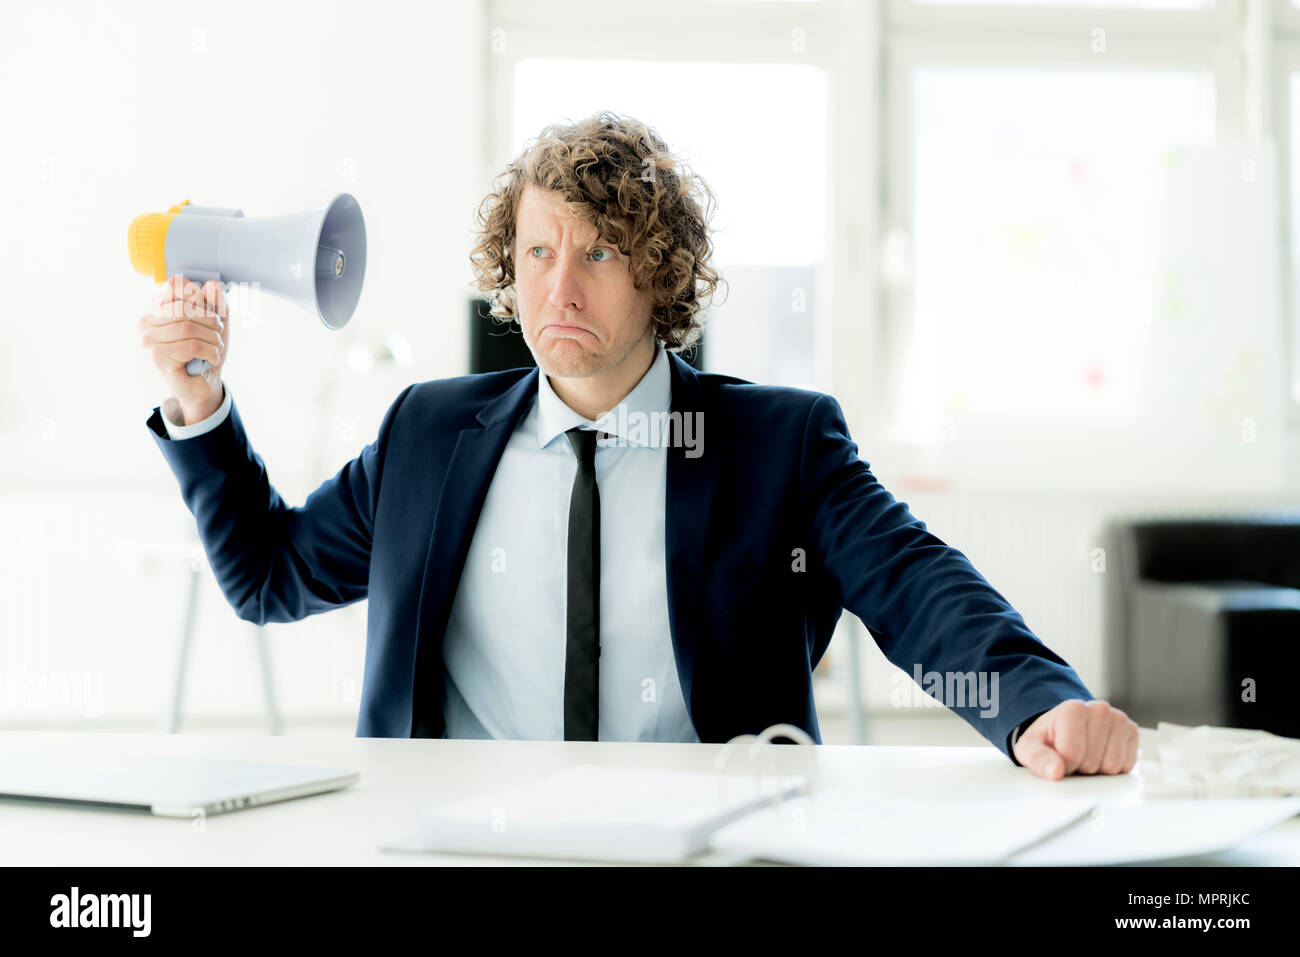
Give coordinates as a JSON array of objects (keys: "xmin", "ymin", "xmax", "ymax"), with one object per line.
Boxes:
[{"xmin": 545, "ymin": 249, "xmax": 586, "ymax": 313}]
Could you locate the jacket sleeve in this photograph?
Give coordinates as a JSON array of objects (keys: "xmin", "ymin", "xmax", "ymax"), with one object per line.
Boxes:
[
  {"xmin": 799, "ymin": 393, "xmax": 1093, "ymax": 761},
  {"xmin": 146, "ymin": 383, "xmax": 416, "ymax": 625}
]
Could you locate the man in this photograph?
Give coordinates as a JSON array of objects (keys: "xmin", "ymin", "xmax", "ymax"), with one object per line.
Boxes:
[{"xmin": 139, "ymin": 111, "xmax": 1137, "ymax": 781}]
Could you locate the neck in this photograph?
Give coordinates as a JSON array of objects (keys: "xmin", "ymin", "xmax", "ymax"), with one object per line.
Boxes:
[{"xmin": 549, "ymin": 332, "xmax": 656, "ymax": 421}]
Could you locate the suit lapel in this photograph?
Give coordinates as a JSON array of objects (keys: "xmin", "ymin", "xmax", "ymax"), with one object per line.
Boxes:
[
  {"xmin": 663, "ymin": 353, "xmax": 724, "ymax": 721},
  {"xmin": 410, "ymin": 367, "xmax": 539, "ymax": 736}
]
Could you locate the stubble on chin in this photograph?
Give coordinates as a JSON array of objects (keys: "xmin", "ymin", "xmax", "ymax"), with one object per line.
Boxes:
[
  {"xmin": 527, "ymin": 319, "xmax": 603, "ymax": 374},
  {"xmin": 531, "ymin": 336, "xmax": 602, "ymax": 379}
]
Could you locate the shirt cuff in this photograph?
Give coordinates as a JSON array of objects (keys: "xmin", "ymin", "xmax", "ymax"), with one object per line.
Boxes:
[
  {"xmin": 161, "ymin": 384, "xmax": 232, "ymax": 439},
  {"xmin": 1008, "ymin": 711, "xmax": 1048, "ymax": 767}
]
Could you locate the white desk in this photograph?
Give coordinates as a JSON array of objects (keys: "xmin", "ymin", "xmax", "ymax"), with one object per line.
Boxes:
[{"xmin": 0, "ymin": 731, "xmax": 1295, "ymax": 866}]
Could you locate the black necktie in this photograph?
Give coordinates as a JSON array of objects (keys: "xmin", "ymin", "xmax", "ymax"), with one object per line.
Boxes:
[{"xmin": 564, "ymin": 427, "xmax": 602, "ymax": 740}]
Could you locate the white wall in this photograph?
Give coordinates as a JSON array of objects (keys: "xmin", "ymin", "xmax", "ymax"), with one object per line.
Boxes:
[
  {"xmin": 0, "ymin": 0, "xmax": 487, "ymax": 728},
  {"xmin": 3, "ymin": 0, "xmax": 1297, "ymax": 736}
]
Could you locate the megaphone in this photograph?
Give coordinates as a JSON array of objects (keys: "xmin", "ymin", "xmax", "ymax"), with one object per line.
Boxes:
[{"xmin": 127, "ymin": 194, "xmax": 367, "ymax": 376}]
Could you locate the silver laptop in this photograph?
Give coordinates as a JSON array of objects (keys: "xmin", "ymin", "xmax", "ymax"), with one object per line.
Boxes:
[{"xmin": 0, "ymin": 751, "xmax": 359, "ymax": 817}]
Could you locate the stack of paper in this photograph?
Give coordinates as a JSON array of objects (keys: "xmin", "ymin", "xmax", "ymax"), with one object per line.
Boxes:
[
  {"xmin": 379, "ymin": 759, "xmax": 1300, "ymax": 865},
  {"xmin": 1139, "ymin": 722, "xmax": 1300, "ymax": 798},
  {"xmin": 1009, "ymin": 797, "xmax": 1300, "ymax": 865},
  {"xmin": 383, "ymin": 764, "xmax": 807, "ymax": 864},
  {"xmin": 709, "ymin": 791, "xmax": 1096, "ymax": 865}
]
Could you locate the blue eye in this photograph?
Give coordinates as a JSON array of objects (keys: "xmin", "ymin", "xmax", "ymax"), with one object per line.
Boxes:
[{"xmin": 527, "ymin": 245, "xmax": 613, "ymax": 261}]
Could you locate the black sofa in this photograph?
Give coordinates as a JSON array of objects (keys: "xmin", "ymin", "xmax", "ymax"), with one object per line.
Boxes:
[{"xmin": 1103, "ymin": 514, "xmax": 1300, "ymax": 738}]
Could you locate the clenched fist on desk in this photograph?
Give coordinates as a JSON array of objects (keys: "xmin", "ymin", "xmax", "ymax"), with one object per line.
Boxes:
[{"xmin": 1014, "ymin": 699, "xmax": 1139, "ymax": 780}]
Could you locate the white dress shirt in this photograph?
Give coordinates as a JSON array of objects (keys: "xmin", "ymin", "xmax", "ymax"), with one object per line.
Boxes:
[
  {"xmin": 158, "ymin": 387, "xmax": 233, "ymax": 438},
  {"xmin": 155, "ymin": 342, "xmax": 699, "ymax": 742}
]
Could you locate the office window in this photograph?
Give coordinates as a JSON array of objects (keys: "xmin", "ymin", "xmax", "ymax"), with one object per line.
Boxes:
[
  {"xmin": 892, "ymin": 66, "xmax": 1215, "ymax": 440},
  {"xmin": 511, "ymin": 58, "xmax": 828, "ymax": 389}
]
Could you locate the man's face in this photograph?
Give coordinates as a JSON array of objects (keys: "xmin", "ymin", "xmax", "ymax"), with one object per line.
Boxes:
[{"xmin": 513, "ymin": 185, "xmax": 653, "ymax": 380}]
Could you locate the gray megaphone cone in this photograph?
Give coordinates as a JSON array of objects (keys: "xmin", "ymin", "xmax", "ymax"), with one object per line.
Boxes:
[{"xmin": 156, "ymin": 194, "xmax": 367, "ymax": 375}]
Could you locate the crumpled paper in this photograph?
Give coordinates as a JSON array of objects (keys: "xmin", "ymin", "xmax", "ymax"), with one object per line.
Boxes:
[{"xmin": 1139, "ymin": 722, "xmax": 1300, "ymax": 798}]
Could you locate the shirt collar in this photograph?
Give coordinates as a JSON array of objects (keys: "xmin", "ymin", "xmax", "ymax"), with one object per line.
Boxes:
[{"xmin": 537, "ymin": 340, "xmax": 670, "ymax": 449}]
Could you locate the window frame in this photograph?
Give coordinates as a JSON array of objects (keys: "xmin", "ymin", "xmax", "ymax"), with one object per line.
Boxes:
[
  {"xmin": 1277, "ymin": 0, "xmax": 1300, "ymax": 35},
  {"xmin": 885, "ymin": 0, "xmax": 1234, "ymax": 37},
  {"xmin": 1275, "ymin": 18, "xmax": 1300, "ymax": 418},
  {"xmin": 484, "ymin": 0, "xmax": 873, "ymax": 408},
  {"xmin": 485, "ymin": 0, "xmax": 1286, "ymax": 449}
]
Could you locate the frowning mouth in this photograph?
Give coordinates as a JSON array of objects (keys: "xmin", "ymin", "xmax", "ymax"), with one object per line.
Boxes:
[{"xmin": 542, "ymin": 323, "xmax": 595, "ymax": 338}]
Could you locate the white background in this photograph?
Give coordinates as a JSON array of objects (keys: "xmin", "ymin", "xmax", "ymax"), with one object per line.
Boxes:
[{"xmin": 2, "ymin": 0, "xmax": 1299, "ymax": 741}]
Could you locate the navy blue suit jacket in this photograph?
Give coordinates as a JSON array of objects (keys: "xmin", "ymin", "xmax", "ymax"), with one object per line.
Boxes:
[{"xmin": 146, "ymin": 351, "xmax": 1093, "ymax": 759}]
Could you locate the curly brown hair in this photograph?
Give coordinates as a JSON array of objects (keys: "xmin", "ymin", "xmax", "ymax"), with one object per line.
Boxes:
[{"xmin": 468, "ymin": 111, "xmax": 726, "ymax": 354}]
